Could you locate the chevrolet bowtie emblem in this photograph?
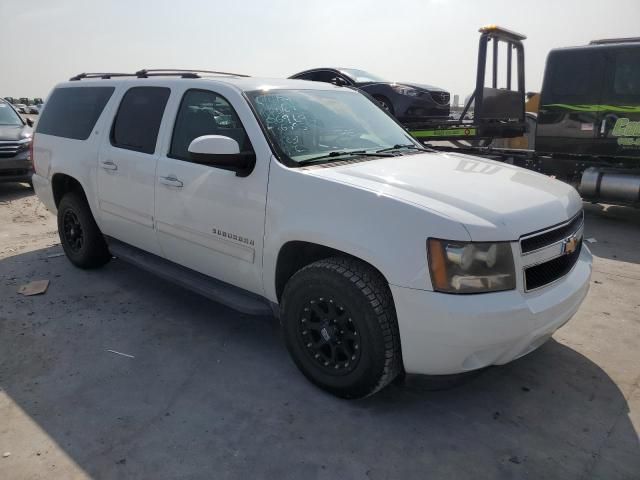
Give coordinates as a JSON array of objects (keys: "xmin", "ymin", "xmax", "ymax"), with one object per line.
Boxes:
[{"xmin": 563, "ymin": 235, "xmax": 579, "ymax": 255}]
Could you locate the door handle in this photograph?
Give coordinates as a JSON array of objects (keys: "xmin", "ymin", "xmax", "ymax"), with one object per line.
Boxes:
[
  {"xmin": 100, "ymin": 161, "xmax": 118, "ymax": 171},
  {"xmin": 600, "ymin": 118, "xmax": 607, "ymax": 136},
  {"xmin": 159, "ymin": 175, "xmax": 183, "ymax": 188}
]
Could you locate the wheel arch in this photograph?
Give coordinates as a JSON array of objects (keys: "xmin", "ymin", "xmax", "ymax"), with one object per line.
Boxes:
[
  {"xmin": 51, "ymin": 173, "xmax": 86, "ymax": 207},
  {"xmin": 273, "ymin": 240, "xmax": 392, "ymax": 303}
]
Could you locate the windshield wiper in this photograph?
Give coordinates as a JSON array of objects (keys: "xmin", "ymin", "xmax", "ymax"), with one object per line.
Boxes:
[
  {"xmin": 375, "ymin": 144, "xmax": 431, "ymax": 153},
  {"xmin": 296, "ymin": 150, "xmax": 394, "ymax": 166}
]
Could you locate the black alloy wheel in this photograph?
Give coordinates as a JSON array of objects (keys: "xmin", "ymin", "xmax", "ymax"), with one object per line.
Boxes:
[
  {"xmin": 282, "ymin": 257, "xmax": 402, "ymax": 398},
  {"xmin": 57, "ymin": 191, "xmax": 111, "ymax": 269},
  {"xmin": 298, "ymin": 296, "xmax": 361, "ymax": 374},
  {"xmin": 62, "ymin": 209, "xmax": 84, "ymax": 252}
]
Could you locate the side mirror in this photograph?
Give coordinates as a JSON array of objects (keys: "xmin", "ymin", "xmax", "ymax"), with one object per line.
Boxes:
[
  {"xmin": 187, "ymin": 135, "xmax": 254, "ymax": 176},
  {"xmin": 26, "ymin": 118, "xmax": 34, "ymax": 127},
  {"xmin": 331, "ymin": 77, "xmax": 348, "ymax": 87}
]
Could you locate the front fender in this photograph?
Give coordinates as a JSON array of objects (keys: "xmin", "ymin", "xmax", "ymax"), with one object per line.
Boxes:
[{"xmin": 262, "ymin": 161, "xmax": 470, "ymax": 302}]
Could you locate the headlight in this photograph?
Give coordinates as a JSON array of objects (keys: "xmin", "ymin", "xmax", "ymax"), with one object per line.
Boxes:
[
  {"xmin": 392, "ymin": 85, "xmax": 420, "ymax": 97},
  {"xmin": 427, "ymin": 238, "xmax": 516, "ymax": 293}
]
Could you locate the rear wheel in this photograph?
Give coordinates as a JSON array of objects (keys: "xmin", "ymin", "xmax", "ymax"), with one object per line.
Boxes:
[
  {"xmin": 281, "ymin": 257, "xmax": 402, "ymax": 398},
  {"xmin": 57, "ymin": 191, "xmax": 110, "ymax": 269}
]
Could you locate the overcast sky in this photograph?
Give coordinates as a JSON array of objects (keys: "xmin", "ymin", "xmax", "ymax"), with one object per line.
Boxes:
[{"xmin": 1, "ymin": 0, "xmax": 639, "ymax": 100}]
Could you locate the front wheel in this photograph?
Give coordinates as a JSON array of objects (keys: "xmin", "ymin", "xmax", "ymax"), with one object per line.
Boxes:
[
  {"xmin": 281, "ymin": 257, "xmax": 402, "ymax": 398},
  {"xmin": 57, "ymin": 191, "xmax": 111, "ymax": 269}
]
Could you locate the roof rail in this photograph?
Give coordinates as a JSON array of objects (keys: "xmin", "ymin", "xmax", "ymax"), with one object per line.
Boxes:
[
  {"xmin": 69, "ymin": 69, "xmax": 250, "ymax": 82},
  {"xmin": 590, "ymin": 37, "xmax": 640, "ymax": 45},
  {"xmin": 135, "ymin": 69, "xmax": 250, "ymax": 78},
  {"xmin": 69, "ymin": 72, "xmax": 137, "ymax": 81}
]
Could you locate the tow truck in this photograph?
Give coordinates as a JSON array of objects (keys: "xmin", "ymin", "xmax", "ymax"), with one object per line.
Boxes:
[{"xmin": 411, "ymin": 26, "xmax": 640, "ymax": 207}]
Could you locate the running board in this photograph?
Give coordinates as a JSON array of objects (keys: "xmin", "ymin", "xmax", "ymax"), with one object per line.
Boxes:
[{"xmin": 106, "ymin": 238, "xmax": 273, "ymax": 316}]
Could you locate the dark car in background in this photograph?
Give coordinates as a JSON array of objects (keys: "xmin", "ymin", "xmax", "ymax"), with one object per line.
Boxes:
[
  {"xmin": 0, "ymin": 99, "xmax": 33, "ymax": 185},
  {"xmin": 289, "ymin": 67, "xmax": 450, "ymax": 123}
]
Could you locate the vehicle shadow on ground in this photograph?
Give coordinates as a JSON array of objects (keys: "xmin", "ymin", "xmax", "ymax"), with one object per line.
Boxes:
[
  {"xmin": 0, "ymin": 183, "xmax": 33, "ymax": 203},
  {"xmin": 583, "ymin": 202, "xmax": 640, "ymax": 265},
  {"xmin": 0, "ymin": 246, "xmax": 638, "ymax": 480}
]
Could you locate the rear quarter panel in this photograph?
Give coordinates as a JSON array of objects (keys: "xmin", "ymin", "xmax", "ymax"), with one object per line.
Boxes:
[{"xmin": 34, "ymin": 82, "xmax": 123, "ymax": 226}]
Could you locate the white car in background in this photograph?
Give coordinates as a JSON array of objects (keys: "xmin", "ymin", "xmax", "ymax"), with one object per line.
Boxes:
[{"xmin": 31, "ymin": 70, "xmax": 592, "ymax": 398}]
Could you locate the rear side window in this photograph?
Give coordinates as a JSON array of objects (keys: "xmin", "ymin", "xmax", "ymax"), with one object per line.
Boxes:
[
  {"xmin": 111, "ymin": 87, "xmax": 170, "ymax": 154},
  {"xmin": 293, "ymin": 71, "xmax": 340, "ymax": 83},
  {"xmin": 313, "ymin": 70, "xmax": 340, "ymax": 83},
  {"xmin": 292, "ymin": 72, "xmax": 315, "ymax": 81},
  {"xmin": 36, "ymin": 87, "xmax": 114, "ymax": 140}
]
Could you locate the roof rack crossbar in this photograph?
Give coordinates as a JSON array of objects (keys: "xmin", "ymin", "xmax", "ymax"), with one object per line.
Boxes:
[
  {"xmin": 135, "ymin": 69, "xmax": 250, "ymax": 78},
  {"xmin": 135, "ymin": 71, "xmax": 200, "ymax": 79}
]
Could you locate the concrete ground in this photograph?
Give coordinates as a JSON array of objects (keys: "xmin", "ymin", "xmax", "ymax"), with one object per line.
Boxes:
[{"xmin": 0, "ymin": 183, "xmax": 639, "ymax": 480}]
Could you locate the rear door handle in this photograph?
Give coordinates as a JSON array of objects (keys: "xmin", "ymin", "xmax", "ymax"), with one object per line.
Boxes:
[
  {"xmin": 159, "ymin": 175, "xmax": 183, "ymax": 188},
  {"xmin": 100, "ymin": 161, "xmax": 118, "ymax": 171}
]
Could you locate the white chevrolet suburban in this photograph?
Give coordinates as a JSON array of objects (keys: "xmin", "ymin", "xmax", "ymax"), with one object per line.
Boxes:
[{"xmin": 32, "ymin": 69, "xmax": 592, "ymax": 398}]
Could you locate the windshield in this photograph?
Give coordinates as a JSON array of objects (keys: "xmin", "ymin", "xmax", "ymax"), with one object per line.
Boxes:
[
  {"xmin": 339, "ymin": 69, "xmax": 387, "ymax": 84},
  {"xmin": 0, "ymin": 102, "xmax": 23, "ymax": 126},
  {"xmin": 246, "ymin": 89, "xmax": 420, "ymax": 164}
]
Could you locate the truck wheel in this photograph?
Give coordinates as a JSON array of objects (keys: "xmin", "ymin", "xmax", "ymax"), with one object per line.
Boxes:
[
  {"xmin": 57, "ymin": 191, "xmax": 110, "ymax": 269},
  {"xmin": 281, "ymin": 257, "xmax": 402, "ymax": 398}
]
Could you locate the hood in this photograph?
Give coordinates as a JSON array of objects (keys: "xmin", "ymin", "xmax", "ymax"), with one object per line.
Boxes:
[
  {"xmin": 305, "ymin": 152, "xmax": 583, "ymax": 241},
  {"xmin": 0, "ymin": 125, "xmax": 31, "ymax": 141},
  {"xmin": 356, "ymin": 81, "xmax": 446, "ymax": 93}
]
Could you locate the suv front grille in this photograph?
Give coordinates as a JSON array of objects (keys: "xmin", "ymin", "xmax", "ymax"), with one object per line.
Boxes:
[
  {"xmin": 521, "ymin": 211, "xmax": 584, "ymax": 254},
  {"xmin": 520, "ymin": 210, "xmax": 584, "ymax": 291},
  {"xmin": 0, "ymin": 141, "xmax": 22, "ymax": 158},
  {"xmin": 525, "ymin": 240, "xmax": 582, "ymax": 290}
]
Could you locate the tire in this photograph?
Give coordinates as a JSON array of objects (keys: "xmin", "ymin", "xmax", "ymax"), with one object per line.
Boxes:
[
  {"xmin": 57, "ymin": 191, "xmax": 111, "ymax": 269},
  {"xmin": 281, "ymin": 257, "xmax": 402, "ymax": 398},
  {"xmin": 374, "ymin": 95, "xmax": 394, "ymax": 115}
]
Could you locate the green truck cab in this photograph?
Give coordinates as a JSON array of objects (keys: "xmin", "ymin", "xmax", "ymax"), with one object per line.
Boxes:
[
  {"xmin": 538, "ymin": 39, "xmax": 640, "ymax": 158},
  {"xmin": 536, "ymin": 38, "xmax": 640, "ymax": 205}
]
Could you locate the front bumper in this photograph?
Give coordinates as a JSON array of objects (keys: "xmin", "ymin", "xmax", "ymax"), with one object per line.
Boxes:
[
  {"xmin": 0, "ymin": 154, "xmax": 33, "ymax": 183},
  {"xmin": 391, "ymin": 246, "xmax": 592, "ymax": 375}
]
